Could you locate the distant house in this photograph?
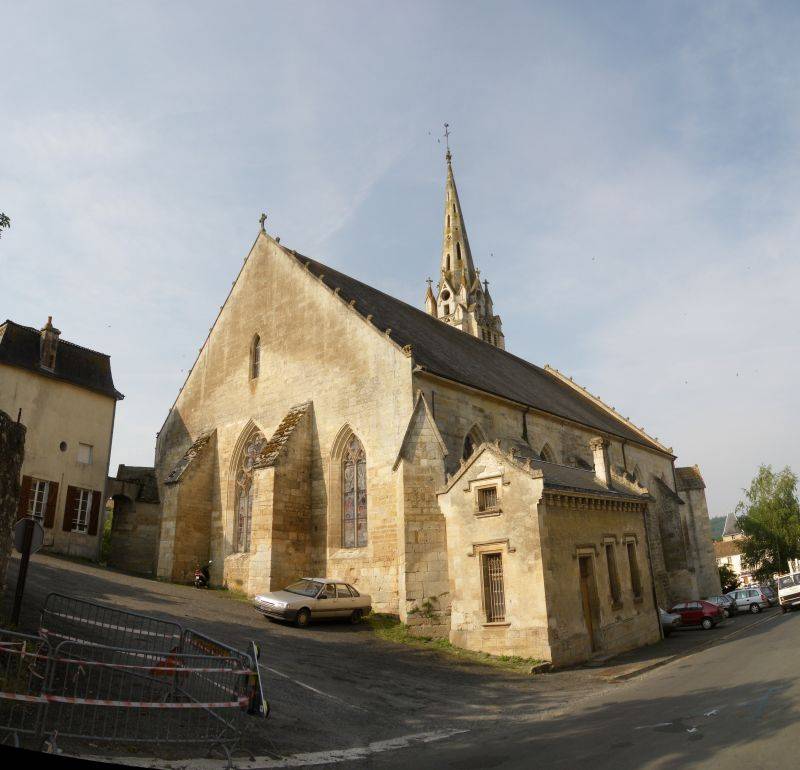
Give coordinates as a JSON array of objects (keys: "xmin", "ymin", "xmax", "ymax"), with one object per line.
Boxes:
[
  {"xmin": 721, "ymin": 510, "xmax": 742, "ymax": 541},
  {"xmin": 0, "ymin": 317, "xmax": 123, "ymax": 560},
  {"xmin": 714, "ymin": 512, "xmax": 754, "ymax": 586}
]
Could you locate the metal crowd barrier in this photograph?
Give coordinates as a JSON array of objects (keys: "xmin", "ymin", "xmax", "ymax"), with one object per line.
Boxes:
[{"xmin": 0, "ymin": 594, "xmax": 267, "ymax": 764}]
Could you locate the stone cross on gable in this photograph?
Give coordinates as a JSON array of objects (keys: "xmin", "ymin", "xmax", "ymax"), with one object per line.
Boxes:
[{"xmin": 259, "ymin": 212, "xmax": 267, "ymax": 232}]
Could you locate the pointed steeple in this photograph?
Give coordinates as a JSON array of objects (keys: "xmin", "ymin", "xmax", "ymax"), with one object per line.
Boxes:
[{"xmin": 424, "ymin": 128, "xmax": 505, "ymax": 350}]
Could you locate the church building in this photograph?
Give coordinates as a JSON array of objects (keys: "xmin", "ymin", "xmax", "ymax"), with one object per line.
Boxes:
[{"xmin": 152, "ymin": 147, "xmax": 719, "ymax": 666}]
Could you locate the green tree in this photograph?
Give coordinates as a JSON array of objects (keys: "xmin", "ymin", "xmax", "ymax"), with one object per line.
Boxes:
[
  {"xmin": 737, "ymin": 465, "xmax": 800, "ymax": 582},
  {"xmin": 718, "ymin": 564, "xmax": 739, "ymax": 593},
  {"xmin": 0, "ymin": 213, "xmax": 9, "ymax": 238}
]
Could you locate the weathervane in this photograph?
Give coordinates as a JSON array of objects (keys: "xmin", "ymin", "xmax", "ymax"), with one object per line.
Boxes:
[{"xmin": 444, "ymin": 122, "xmax": 452, "ymax": 161}]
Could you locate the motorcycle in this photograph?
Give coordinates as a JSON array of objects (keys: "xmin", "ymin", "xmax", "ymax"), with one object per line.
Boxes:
[{"xmin": 194, "ymin": 559, "xmax": 212, "ymax": 588}]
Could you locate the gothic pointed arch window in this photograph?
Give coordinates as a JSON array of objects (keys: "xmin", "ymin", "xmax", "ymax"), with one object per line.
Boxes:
[
  {"xmin": 539, "ymin": 443, "xmax": 556, "ymax": 463},
  {"xmin": 234, "ymin": 429, "xmax": 267, "ymax": 552},
  {"xmin": 250, "ymin": 335, "xmax": 261, "ymax": 379},
  {"xmin": 342, "ymin": 435, "xmax": 367, "ymax": 548},
  {"xmin": 463, "ymin": 425, "xmax": 485, "ymax": 461}
]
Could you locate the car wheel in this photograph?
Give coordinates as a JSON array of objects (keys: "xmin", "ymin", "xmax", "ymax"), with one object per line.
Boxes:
[
  {"xmin": 722, "ymin": 608, "xmax": 730, "ymax": 618},
  {"xmin": 701, "ymin": 617, "xmax": 713, "ymax": 630},
  {"xmin": 663, "ymin": 629, "xmax": 672, "ymax": 637},
  {"xmin": 750, "ymin": 603, "xmax": 761, "ymax": 614},
  {"xmin": 350, "ymin": 609, "xmax": 363, "ymax": 624},
  {"xmin": 782, "ymin": 606, "xmax": 788, "ymax": 614},
  {"xmin": 295, "ymin": 608, "xmax": 311, "ymax": 628}
]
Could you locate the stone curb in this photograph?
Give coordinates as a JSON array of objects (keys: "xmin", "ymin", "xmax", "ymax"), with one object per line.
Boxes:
[{"xmin": 609, "ymin": 611, "xmax": 780, "ymax": 682}]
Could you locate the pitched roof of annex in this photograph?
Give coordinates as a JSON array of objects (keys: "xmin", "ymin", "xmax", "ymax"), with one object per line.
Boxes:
[
  {"xmin": 284, "ymin": 248, "xmax": 666, "ymax": 453},
  {"xmin": 0, "ymin": 319, "xmax": 123, "ymax": 400}
]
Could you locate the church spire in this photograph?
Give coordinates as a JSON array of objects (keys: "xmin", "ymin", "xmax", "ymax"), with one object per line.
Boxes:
[{"xmin": 425, "ymin": 126, "xmax": 505, "ymax": 350}]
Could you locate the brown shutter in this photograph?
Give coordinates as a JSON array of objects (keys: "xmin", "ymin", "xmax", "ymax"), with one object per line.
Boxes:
[
  {"xmin": 44, "ymin": 481, "xmax": 59, "ymax": 529},
  {"xmin": 62, "ymin": 486, "xmax": 77, "ymax": 532},
  {"xmin": 88, "ymin": 490, "xmax": 102, "ymax": 536},
  {"xmin": 16, "ymin": 475, "xmax": 32, "ymax": 522}
]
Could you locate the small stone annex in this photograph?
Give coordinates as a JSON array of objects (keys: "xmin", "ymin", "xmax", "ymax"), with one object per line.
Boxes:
[{"xmin": 148, "ymin": 148, "xmax": 720, "ymax": 665}]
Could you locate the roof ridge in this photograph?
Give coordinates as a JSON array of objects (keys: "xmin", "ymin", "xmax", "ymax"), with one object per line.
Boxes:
[{"xmin": 544, "ymin": 365, "xmax": 673, "ymax": 456}]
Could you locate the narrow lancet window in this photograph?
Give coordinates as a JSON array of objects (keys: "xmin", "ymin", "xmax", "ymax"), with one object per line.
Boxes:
[{"xmin": 250, "ymin": 335, "xmax": 261, "ymax": 379}]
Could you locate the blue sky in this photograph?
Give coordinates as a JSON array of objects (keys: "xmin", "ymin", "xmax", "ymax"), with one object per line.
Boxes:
[{"xmin": 2, "ymin": 1, "xmax": 799, "ymax": 516}]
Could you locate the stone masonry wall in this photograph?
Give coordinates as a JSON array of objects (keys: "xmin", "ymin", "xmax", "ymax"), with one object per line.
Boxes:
[{"xmin": 0, "ymin": 409, "xmax": 26, "ymax": 595}]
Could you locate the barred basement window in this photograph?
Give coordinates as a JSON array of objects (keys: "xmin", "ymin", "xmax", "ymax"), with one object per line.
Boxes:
[
  {"xmin": 606, "ymin": 543, "xmax": 622, "ymax": 606},
  {"xmin": 627, "ymin": 541, "xmax": 643, "ymax": 599},
  {"xmin": 477, "ymin": 486, "xmax": 498, "ymax": 512},
  {"xmin": 342, "ymin": 435, "xmax": 367, "ymax": 548},
  {"xmin": 482, "ymin": 552, "xmax": 506, "ymax": 623}
]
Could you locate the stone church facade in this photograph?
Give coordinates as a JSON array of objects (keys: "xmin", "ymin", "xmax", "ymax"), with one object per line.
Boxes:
[{"xmin": 152, "ymin": 151, "xmax": 719, "ymax": 666}]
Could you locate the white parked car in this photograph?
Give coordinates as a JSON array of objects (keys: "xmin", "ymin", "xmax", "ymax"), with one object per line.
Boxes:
[
  {"xmin": 777, "ymin": 572, "xmax": 800, "ymax": 613},
  {"xmin": 254, "ymin": 578, "xmax": 372, "ymax": 627}
]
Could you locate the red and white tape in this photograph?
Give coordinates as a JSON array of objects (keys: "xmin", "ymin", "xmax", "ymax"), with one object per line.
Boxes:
[{"xmin": 0, "ymin": 691, "xmax": 249, "ymax": 709}]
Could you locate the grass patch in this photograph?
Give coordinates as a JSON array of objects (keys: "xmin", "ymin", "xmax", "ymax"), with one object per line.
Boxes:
[{"xmin": 367, "ymin": 614, "xmax": 547, "ymax": 673}]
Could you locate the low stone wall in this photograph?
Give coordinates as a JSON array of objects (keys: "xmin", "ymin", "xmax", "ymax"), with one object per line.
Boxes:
[{"xmin": 0, "ymin": 409, "xmax": 26, "ymax": 594}]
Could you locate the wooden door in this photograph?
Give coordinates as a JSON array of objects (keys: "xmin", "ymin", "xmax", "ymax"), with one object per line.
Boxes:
[{"xmin": 579, "ymin": 556, "xmax": 597, "ymax": 652}]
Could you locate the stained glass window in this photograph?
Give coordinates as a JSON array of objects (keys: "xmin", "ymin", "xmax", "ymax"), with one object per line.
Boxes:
[
  {"xmin": 342, "ymin": 436, "xmax": 367, "ymax": 548},
  {"xmin": 235, "ymin": 431, "xmax": 266, "ymax": 552}
]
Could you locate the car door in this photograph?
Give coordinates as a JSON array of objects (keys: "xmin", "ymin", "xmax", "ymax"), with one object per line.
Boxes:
[
  {"xmin": 315, "ymin": 583, "xmax": 338, "ymax": 618},
  {"xmin": 686, "ymin": 602, "xmax": 703, "ymax": 625},
  {"xmin": 336, "ymin": 583, "xmax": 355, "ymax": 616}
]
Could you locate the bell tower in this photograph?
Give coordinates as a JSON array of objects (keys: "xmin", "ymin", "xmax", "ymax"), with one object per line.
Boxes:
[{"xmin": 425, "ymin": 126, "xmax": 504, "ymax": 349}]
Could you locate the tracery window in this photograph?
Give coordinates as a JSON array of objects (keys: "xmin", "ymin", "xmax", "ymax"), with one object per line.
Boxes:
[
  {"xmin": 235, "ymin": 431, "xmax": 266, "ymax": 552},
  {"xmin": 463, "ymin": 433, "xmax": 475, "ymax": 461},
  {"xmin": 540, "ymin": 443, "xmax": 556, "ymax": 463},
  {"xmin": 250, "ymin": 335, "xmax": 261, "ymax": 379},
  {"xmin": 342, "ymin": 436, "xmax": 367, "ymax": 548}
]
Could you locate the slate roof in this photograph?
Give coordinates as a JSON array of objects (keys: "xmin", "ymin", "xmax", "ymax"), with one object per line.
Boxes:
[
  {"xmin": 675, "ymin": 466, "xmax": 705, "ymax": 491},
  {"xmin": 722, "ymin": 510, "xmax": 741, "ymax": 539},
  {"xmin": 0, "ymin": 319, "xmax": 123, "ymax": 400},
  {"xmin": 286, "ymin": 250, "xmax": 664, "ymax": 452},
  {"xmin": 445, "ymin": 440, "xmax": 647, "ymax": 502},
  {"xmin": 115, "ymin": 465, "xmax": 159, "ymax": 504}
]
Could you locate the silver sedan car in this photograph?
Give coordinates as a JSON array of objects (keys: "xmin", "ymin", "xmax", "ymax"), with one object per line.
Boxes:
[{"xmin": 254, "ymin": 578, "xmax": 372, "ymax": 628}]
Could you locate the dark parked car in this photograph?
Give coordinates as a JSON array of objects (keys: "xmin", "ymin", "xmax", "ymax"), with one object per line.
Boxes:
[
  {"xmin": 706, "ymin": 594, "xmax": 738, "ymax": 618},
  {"xmin": 668, "ymin": 600, "xmax": 724, "ymax": 630}
]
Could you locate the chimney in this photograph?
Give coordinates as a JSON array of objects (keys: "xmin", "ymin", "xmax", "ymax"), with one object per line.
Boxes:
[
  {"xmin": 589, "ymin": 436, "xmax": 612, "ymax": 488},
  {"xmin": 40, "ymin": 316, "xmax": 61, "ymax": 370}
]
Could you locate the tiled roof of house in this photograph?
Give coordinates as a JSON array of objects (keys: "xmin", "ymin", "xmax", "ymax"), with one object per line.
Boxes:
[
  {"xmin": 0, "ymin": 319, "xmax": 123, "ymax": 400},
  {"xmin": 675, "ymin": 465, "xmax": 705, "ymax": 491},
  {"xmin": 285, "ymin": 250, "xmax": 665, "ymax": 453},
  {"xmin": 714, "ymin": 539, "xmax": 742, "ymax": 559}
]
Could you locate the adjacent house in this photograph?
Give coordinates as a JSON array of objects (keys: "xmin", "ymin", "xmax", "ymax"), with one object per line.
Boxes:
[{"xmin": 0, "ymin": 317, "xmax": 123, "ymax": 560}]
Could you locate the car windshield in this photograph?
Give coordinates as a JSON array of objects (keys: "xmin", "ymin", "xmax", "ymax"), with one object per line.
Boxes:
[
  {"xmin": 778, "ymin": 575, "xmax": 799, "ymax": 589},
  {"xmin": 284, "ymin": 579, "xmax": 323, "ymax": 597}
]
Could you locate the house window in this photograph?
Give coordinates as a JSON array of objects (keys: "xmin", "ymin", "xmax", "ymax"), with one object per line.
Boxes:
[
  {"xmin": 477, "ymin": 486, "xmax": 498, "ymax": 512},
  {"xmin": 78, "ymin": 443, "xmax": 93, "ymax": 465},
  {"xmin": 250, "ymin": 335, "xmax": 261, "ymax": 379},
  {"xmin": 605, "ymin": 543, "xmax": 622, "ymax": 606},
  {"xmin": 73, "ymin": 489, "xmax": 92, "ymax": 533},
  {"xmin": 28, "ymin": 479, "xmax": 50, "ymax": 522},
  {"xmin": 627, "ymin": 541, "xmax": 643, "ymax": 599},
  {"xmin": 342, "ymin": 436, "xmax": 367, "ymax": 548},
  {"xmin": 482, "ymin": 552, "xmax": 506, "ymax": 623}
]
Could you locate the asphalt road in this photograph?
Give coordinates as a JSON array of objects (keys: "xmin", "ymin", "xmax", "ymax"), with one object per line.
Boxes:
[
  {"xmin": 367, "ymin": 608, "xmax": 798, "ymax": 769},
  {"xmin": 3, "ymin": 554, "xmax": 793, "ymax": 768}
]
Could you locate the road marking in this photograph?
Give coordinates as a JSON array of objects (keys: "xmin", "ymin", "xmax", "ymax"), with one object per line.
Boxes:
[
  {"xmin": 634, "ymin": 722, "xmax": 672, "ymax": 730},
  {"xmin": 73, "ymin": 728, "xmax": 469, "ymax": 768},
  {"xmin": 259, "ymin": 663, "xmax": 369, "ymax": 712}
]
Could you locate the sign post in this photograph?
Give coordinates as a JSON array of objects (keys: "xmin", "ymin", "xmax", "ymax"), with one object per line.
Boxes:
[{"xmin": 11, "ymin": 517, "xmax": 44, "ymax": 626}]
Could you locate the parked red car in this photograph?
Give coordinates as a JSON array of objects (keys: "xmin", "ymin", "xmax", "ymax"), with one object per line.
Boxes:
[{"xmin": 668, "ymin": 600, "xmax": 724, "ymax": 630}]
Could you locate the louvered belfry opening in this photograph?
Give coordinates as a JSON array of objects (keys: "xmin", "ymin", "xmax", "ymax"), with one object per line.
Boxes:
[{"xmin": 482, "ymin": 552, "xmax": 506, "ymax": 622}]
